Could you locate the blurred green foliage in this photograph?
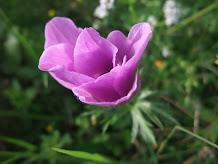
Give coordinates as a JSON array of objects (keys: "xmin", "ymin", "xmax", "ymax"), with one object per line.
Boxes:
[{"xmin": 0, "ymin": 0, "xmax": 217, "ymax": 163}]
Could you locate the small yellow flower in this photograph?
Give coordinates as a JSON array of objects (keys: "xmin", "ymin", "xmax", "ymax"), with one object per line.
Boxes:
[
  {"xmin": 48, "ymin": 9, "xmax": 55, "ymax": 18},
  {"xmin": 45, "ymin": 125, "xmax": 54, "ymax": 133},
  {"xmin": 77, "ymin": 0, "xmax": 83, "ymax": 3},
  {"xmin": 215, "ymin": 59, "xmax": 218, "ymax": 65},
  {"xmin": 71, "ymin": 2, "xmax": 77, "ymax": 9},
  {"xmin": 155, "ymin": 59, "xmax": 164, "ymax": 68},
  {"xmin": 152, "ymin": 144, "xmax": 159, "ymax": 150}
]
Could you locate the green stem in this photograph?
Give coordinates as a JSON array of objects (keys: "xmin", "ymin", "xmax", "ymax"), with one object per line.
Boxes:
[
  {"xmin": 157, "ymin": 126, "xmax": 177, "ymax": 154},
  {"xmin": 157, "ymin": 125, "xmax": 218, "ymax": 154},
  {"xmin": 177, "ymin": 126, "xmax": 218, "ymax": 149},
  {"xmin": 167, "ymin": 1, "xmax": 218, "ymax": 34}
]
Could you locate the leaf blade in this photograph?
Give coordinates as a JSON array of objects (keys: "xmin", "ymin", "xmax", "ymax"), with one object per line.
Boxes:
[
  {"xmin": 52, "ymin": 148, "xmax": 117, "ymax": 164},
  {"xmin": 0, "ymin": 136, "xmax": 36, "ymax": 151}
]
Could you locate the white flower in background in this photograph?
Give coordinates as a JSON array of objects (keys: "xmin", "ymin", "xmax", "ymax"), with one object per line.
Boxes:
[
  {"xmin": 94, "ymin": 0, "xmax": 115, "ymax": 19},
  {"xmin": 163, "ymin": 0, "xmax": 181, "ymax": 26},
  {"xmin": 92, "ymin": 22, "xmax": 99, "ymax": 30},
  {"xmin": 162, "ymin": 47, "xmax": 171, "ymax": 58},
  {"xmin": 101, "ymin": 0, "xmax": 114, "ymax": 9},
  {"xmin": 147, "ymin": 15, "xmax": 157, "ymax": 27},
  {"xmin": 94, "ymin": 6, "xmax": 108, "ymax": 19}
]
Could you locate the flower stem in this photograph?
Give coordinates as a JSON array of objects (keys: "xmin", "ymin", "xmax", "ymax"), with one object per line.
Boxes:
[{"xmin": 157, "ymin": 125, "xmax": 218, "ymax": 154}]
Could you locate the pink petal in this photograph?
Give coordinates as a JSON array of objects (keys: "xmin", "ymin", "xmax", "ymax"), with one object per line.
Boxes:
[
  {"xmin": 44, "ymin": 17, "xmax": 81, "ymax": 49},
  {"xmin": 74, "ymin": 28, "xmax": 118, "ymax": 78},
  {"xmin": 72, "ymin": 72, "xmax": 139, "ymax": 107},
  {"xmin": 75, "ymin": 66, "xmax": 122, "ymax": 102},
  {"xmin": 48, "ymin": 65, "xmax": 94, "ymax": 87},
  {"xmin": 50, "ymin": 72, "xmax": 76, "ymax": 89},
  {"xmin": 107, "ymin": 30, "xmax": 130, "ymax": 66},
  {"xmin": 127, "ymin": 22, "xmax": 152, "ymax": 61},
  {"xmin": 113, "ymin": 23, "xmax": 152, "ymax": 95},
  {"xmin": 39, "ymin": 43, "xmax": 75, "ymax": 71},
  {"xmin": 114, "ymin": 66, "xmax": 136, "ymax": 96},
  {"xmin": 38, "ymin": 44, "xmax": 94, "ymax": 88}
]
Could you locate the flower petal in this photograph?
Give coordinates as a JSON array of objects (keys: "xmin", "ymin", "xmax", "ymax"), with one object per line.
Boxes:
[
  {"xmin": 113, "ymin": 23, "xmax": 152, "ymax": 95},
  {"xmin": 38, "ymin": 44, "xmax": 94, "ymax": 88},
  {"xmin": 75, "ymin": 66, "xmax": 122, "ymax": 102},
  {"xmin": 44, "ymin": 17, "xmax": 81, "ymax": 49},
  {"xmin": 107, "ymin": 30, "xmax": 130, "ymax": 66},
  {"xmin": 74, "ymin": 28, "xmax": 118, "ymax": 78},
  {"xmin": 72, "ymin": 72, "xmax": 139, "ymax": 107},
  {"xmin": 39, "ymin": 43, "xmax": 75, "ymax": 71},
  {"xmin": 127, "ymin": 22, "xmax": 152, "ymax": 61},
  {"xmin": 49, "ymin": 72, "xmax": 76, "ymax": 89},
  {"xmin": 48, "ymin": 65, "xmax": 94, "ymax": 88}
]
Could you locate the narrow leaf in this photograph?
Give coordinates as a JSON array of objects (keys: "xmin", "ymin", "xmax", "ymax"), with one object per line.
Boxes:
[
  {"xmin": 52, "ymin": 148, "xmax": 117, "ymax": 164},
  {"xmin": 140, "ymin": 105, "xmax": 163, "ymax": 129},
  {"xmin": 0, "ymin": 136, "xmax": 36, "ymax": 151},
  {"xmin": 1, "ymin": 156, "xmax": 20, "ymax": 164},
  {"xmin": 158, "ymin": 125, "xmax": 218, "ymax": 154},
  {"xmin": 141, "ymin": 102, "xmax": 179, "ymax": 125},
  {"xmin": 130, "ymin": 110, "xmax": 139, "ymax": 142},
  {"xmin": 138, "ymin": 90, "xmax": 156, "ymax": 100},
  {"xmin": 131, "ymin": 107, "xmax": 156, "ymax": 144}
]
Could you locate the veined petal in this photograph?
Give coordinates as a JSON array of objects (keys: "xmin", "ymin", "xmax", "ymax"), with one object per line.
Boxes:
[
  {"xmin": 39, "ymin": 43, "xmax": 75, "ymax": 71},
  {"xmin": 38, "ymin": 44, "xmax": 94, "ymax": 88},
  {"xmin": 48, "ymin": 65, "xmax": 94, "ymax": 87},
  {"xmin": 49, "ymin": 72, "xmax": 76, "ymax": 89},
  {"xmin": 74, "ymin": 28, "xmax": 118, "ymax": 78},
  {"xmin": 44, "ymin": 17, "xmax": 81, "ymax": 49},
  {"xmin": 111, "ymin": 23, "xmax": 151, "ymax": 96},
  {"xmin": 72, "ymin": 65, "xmax": 139, "ymax": 104},
  {"xmin": 127, "ymin": 22, "xmax": 152, "ymax": 61},
  {"xmin": 72, "ymin": 72, "xmax": 139, "ymax": 107},
  {"xmin": 75, "ymin": 66, "xmax": 122, "ymax": 102},
  {"xmin": 107, "ymin": 30, "xmax": 130, "ymax": 66}
]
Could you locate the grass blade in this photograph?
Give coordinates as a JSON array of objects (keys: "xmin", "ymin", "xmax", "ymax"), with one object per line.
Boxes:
[
  {"xmin": 130, "ymin": 109, "xmax": 139, "ymax": 142},
  {"xmin": 1, "ymin": 156, "xmax": 20, "ymax": 164},
  {"xmin": 0, "ymin": 136, "xmax": 36, "ymax": 151},
  {"xmin": 157, "ymin": 125, "xmax": 218, "ymax": 154},
  {"xmin": 52, "ymin": 148, "xmax": 117, "ymax": 164},
  {"xmin": 131, "ymin": 107, "xmax": 156, "ymax": 144}
]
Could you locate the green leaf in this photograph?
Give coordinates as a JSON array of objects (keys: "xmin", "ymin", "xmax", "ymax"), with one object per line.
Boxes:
[
  {"xmin": 1, "ymin": 156, "xmax": 20, "ymax": 164},
  {"xmin": 131, "ymin": 107, "xmax": 156, "ymax": 144},
  {"xmin": 101, "ymin": 107, "xmax": 128, "ymax": 134},
  {"xmin": 158, "ymin": 125, "xmax": 218, "ymax": 154},
  {"xmin": 0, "ymin": 136, "xmax": 36, "ymax": 151},
  {"xmin": 137, "ymin": 90, "xmax": 157, "ymax": 100},
  {"xmin": 141, "ymin": 102, "xmax": 179, "ymax": 125},
  {"xmin": 131, "ymin": 109, "xmax": 139, "ymax": 142},
  {"xmin": 52, "ymin": 148, "xmax": 117, "ymax": 164},
  {"xmin": 139, "ymin": 103, "xmax": 163, "ymax": 129}
]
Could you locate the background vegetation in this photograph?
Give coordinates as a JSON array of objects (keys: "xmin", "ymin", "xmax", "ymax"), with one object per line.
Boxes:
[{"xmin": 0, "ymin": 0, "xmax": 217, "ymax": 163}]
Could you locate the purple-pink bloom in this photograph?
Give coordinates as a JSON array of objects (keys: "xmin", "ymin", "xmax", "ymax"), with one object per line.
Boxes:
[{"xmin": 38, "ymin": 17, "xmax": 152, "ymax": 107}]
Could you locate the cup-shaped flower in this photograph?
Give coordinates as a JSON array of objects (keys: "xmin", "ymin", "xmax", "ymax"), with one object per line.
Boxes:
[{"xmin": 38, "ymin": 17, "xmax": 152, "ymax": 107}]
